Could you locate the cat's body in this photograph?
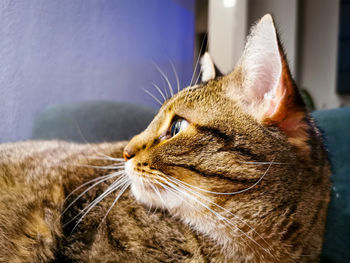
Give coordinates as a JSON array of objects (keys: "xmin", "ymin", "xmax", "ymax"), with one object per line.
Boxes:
[
  {"xmin": 0, "ymin": 15, "xmax": 331, "ymax": 262},
  {"xmin": 0, "ymin": 141, "xmax": 226, "ymax": 263}
]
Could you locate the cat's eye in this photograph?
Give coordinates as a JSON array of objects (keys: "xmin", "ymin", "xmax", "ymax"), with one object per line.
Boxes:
[{"xmin": 170, "ymin": 118, "xmax": 189, "ymax": 137}]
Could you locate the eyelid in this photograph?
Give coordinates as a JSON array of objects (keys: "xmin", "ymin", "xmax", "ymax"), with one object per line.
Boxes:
[
  {"xmin": 159, "ymin": 133, "xmax": 169, "ymax": 141},
  {"xmin": 159, "ymin": 115, "xmax": 189, "ymax": 141}
]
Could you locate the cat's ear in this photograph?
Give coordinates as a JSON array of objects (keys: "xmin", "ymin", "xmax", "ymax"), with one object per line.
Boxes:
[
  {"xmin": 200, "ymin": 52, "xmax": 223, "ymax": 82},
  {"xmin": 200, "ymin": 52, "xmax": 216, "ymax": 82},
  {"xmin": 229, "ymin": 14, "xmax": 308, "ymax": 145}
]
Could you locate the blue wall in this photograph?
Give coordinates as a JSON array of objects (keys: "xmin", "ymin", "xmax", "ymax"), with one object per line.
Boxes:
[{"xmin": 0, "ymin": 0, "xmax": 194, "ymax": 142}]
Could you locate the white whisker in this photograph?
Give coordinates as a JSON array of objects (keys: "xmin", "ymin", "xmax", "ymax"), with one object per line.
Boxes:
[
  {"xmin": 190, "ymin": 36, "xmax": 206, "ymax": 86},
  {"xmin": 194, "ymin": 66, "xmax": 202, "ymax": 85},
  {"xmin": 65, "ymin": 174, "xmax": 128, "ymax": 231},
  {"xmin": 169, "ymin": 60, "xmax": 180, "ymax": 93},
  {"xmin": 74, "ymin": 123, "xmax": 124, "ymax": 163},
  {"xmin": 160, "ymin": 74, "xmax": 169, "ymax": 99},
  {"xmin": 69, "ymin": 177, "xmax": 129, "ymax": 233},
  {"xmin": 154, "ymin": 177, "xmax": 199, "ymax": 213},
  {"xmin": 166, "ymin": 160, "xmax": 273, "ymax": 195},
  {"xmin": 155, "ymin": 178, "xmax": 252, "ymax": 247},
  {"xmin": 99, "ymin": 181, "xmax": 131, "ymax": 225},
  {"xmin": 88, "ymin": 156, "xmax": 125, "ymax": 162},
  {"xmin": 62, "ymin": 171, "xmax": 124, "ymax": 214},
  {"xmin": 157, "ymin": 177, "xmax": 241, "ymax": 228},
  {"xmin": 151, "ymin": 82, "xmax": 167, "ymax": 102},
  {"xmin": 239, "ymin": 161, "xmax": 287, "ymax": 165},
  {"xmin": 78, "ymin": 164, "xmax": 125, "ymax": 170},
  {"xmin": 162, "ymin": 176, "xmax": 272, "ymax": 252},
  {"xmin": 143, "ymin": 88, "xmax": 163, "ymax": 106},
  {"xmin": 63, "ymin": 172, "xmax": 121, "ymax": 203},
  {"xmin": 149, "ymin": 182, "xmax": 165, "ymax": 208},
  {"xmin": 152, "ymin": 62, "xmax": 174, "ymax": 97},
  {"xmin": 155, "ymin": 177, "xmax": 257, "ymax": 248}
]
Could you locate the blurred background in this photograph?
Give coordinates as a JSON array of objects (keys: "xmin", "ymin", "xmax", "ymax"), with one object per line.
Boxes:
[
  {"xmin": 2, "ymin": 2, "xmax": 349, "ymax": 261},
  {"xmin": 1, "ymin": 0, "xmax": 350, "ymax": 142}
]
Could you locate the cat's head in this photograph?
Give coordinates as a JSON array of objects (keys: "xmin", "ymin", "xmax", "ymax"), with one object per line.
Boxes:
[{"xmin": 123, "ymin": 15, "xmax": 312, "ymax": 237}]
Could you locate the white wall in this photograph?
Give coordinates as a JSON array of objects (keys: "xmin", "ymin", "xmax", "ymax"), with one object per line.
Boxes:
[
  {"xmin": 208, "ymin": 0, "xmax": 247, "ymax": 74},
  {"xmin": 208, "ymin": 0, "xmax": 350, "ymax": 109},
  {"xmin": 208, "ymin": 0, "xmax": 297, "ymax": 76},
  {"xmin": 298, "ymin": 0, "xmax": 350, "ymax": 109},
  {"xmin": 248, "ymin": 0, "xmax": 298, "ymax": 78}
]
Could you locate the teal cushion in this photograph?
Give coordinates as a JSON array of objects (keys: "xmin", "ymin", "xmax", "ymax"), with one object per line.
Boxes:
[
  {"xmin": 312, "ymin": 108, "xmax": 350, "ymax": 262},
  {"xmin": 31, "ymin": 101, "xmax": 156, "ymax": 142}
]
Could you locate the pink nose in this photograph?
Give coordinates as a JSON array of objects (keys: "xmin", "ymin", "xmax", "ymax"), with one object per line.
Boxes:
[{"xmin": 123, "ymin": 148, "xmax": 135, "ymax": 161}]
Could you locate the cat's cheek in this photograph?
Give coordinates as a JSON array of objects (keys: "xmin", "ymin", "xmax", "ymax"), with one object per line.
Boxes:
[
  {"xmin": 125, "ymin": 160, "xmax": 184, "ymax": 209},
  {"xmin": 130, "ymin": 180, "xmax": 183, "ymax": 210},
  {"xmin": 127, "ymin": 172, "xmax": 154, "ymax": 206},
  {"xmin": 130, "ymin": 183, "xmax": 142, "ymax": 202},
  {"xmin": 124, "ymin": 161, "xmax": 143, "ymax": 201},
  {"xmin": 124, "ymin": 160, "xmax": 137, "ymax": 185}
]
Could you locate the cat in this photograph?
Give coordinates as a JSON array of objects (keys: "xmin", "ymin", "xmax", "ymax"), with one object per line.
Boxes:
[{"xmin": 0, "ymin": 14, "xmax": 331, "ymax": 262}]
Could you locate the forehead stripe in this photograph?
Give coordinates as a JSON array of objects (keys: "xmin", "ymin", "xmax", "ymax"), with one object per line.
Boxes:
[{"xmin": 195, "ymin": 125, "xmax": 233, "ymax": 142}]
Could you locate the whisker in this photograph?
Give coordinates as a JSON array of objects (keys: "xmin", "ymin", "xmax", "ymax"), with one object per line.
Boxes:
[
  {"xmin": 78, "ymin": 164, "xmax": 125, "ymax": 170},
  {"xmin": 74, "ymin": 123, "xmax": 123, "ymax": 162},
  {"xmin": 155, "ymin": 178, "xmax": 247, "ymax": 238},
  {"xmin": 142, "ymin": 179, "xmax": 159, "ymax": 216},
  {"xmin": 194, "ymin": 66, "xmax": 202, "ymax": 85},
  {"xmin": 147, "ymin": 204, "xmax": 153, "ymax": 216},
  {"xmin": 160, "ymin": 75, "xmax": 169, "ymax": 99},
  {"xmin": 151, "ymin": 206, "xmax": 158, "ymax": 216},
  {"xmin": 88, "ymin": 156, "xmax": 125, "ymax": 162},
  {"xmin": 153, "ymin": 178, "xmax": 254, "ymax": 251},
  {"xmin": 151, "ymin": 82, "xmax": 167, "ymax": 102},
  {"xmin": 153, "ymin": 175, "xmax": 260, "ymax": 257},
  {"xmin": 63, "ymin": 171, "xmax": 123, "ymax": 204},
  {"xmin": 64, "ymin": 174, "xmax": 126, "ymax": 222},
  {"xmin": 169, "ymin": 60, "xmax": 180, "ymax": 93},
  {"xmin": 149, "ymin": 182, "xmax": 166, "ymax": 208},
  {"xmin": 62, "ymin": 171, "xmax": 125, "ymax": 216},
  {"xmin": 166, "ymin": 160, "xmax": 273, "ymax": 195},
  {"xmin": 152, "ymin": 62, "xmax": 174, "ymax": 97},
  {"xmin": 239, "ymin": 161, "xmax": 288, "ymax": 165},
  {"xmin": 158, "ymin": 177, "xmax": 236, "ymax": 220},
  {"xmin": 68, "ymin": 175, "xmax": 129, "ymax": 233},
  {"xmin": 99, "ymin": 182, "xmax": 131, "ymax": 226},
  {"xmin": 143, "ymin": 88, "xmax": 163, "ymax": 106},
  {"xmin": 190, "ymin": 35, "xmax": 206, "ymax": 86},
  {"xmin": 154, "ymin": 178, "xmax": 200, "ymax": 213},
  {"xmin": 157, "ymin": 175, "xmax": 272, "ymax": 252}
]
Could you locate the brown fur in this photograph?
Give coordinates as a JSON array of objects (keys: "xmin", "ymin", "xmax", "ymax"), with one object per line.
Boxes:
[
  {"xmin": 0, "ymin": 141, "xmax": 221, "ymax": 262},
  {"xmin": 0, "ymin": 15, "xmax": 330, "ymax": 262}
]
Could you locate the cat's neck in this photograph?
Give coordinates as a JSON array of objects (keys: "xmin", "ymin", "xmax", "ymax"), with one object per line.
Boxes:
[{"xmin": 171, "ymin": 205, "xmax": 282, "ymax": 262}]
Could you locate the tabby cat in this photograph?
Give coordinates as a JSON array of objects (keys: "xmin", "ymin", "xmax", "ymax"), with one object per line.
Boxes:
[{"xmin": 0, "ymin": 15, "xmax": 330, "ymax": 262}]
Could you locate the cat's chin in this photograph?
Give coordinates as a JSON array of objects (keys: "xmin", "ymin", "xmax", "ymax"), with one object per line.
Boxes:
[{"xmin": 124, "ymin": 160, "xmax": 184, "ymax": 210}]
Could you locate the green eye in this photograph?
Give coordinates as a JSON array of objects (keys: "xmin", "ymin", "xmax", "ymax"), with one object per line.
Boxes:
[{"xmin": 170, "ymin": 118, "xmax": 189, "ymax": 137}]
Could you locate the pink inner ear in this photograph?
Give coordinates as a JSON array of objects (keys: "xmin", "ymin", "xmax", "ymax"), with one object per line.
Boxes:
[
  {"xmin": 265, "ymin": 78, "xmax": 286, "ymax": 117},
  {"xmin": 262, "ymin": 64, "xmax": 308, "ymax": 140},
  {"xmin": 266, "ymin": 98, "xmax": 278, "ymax": 117}
]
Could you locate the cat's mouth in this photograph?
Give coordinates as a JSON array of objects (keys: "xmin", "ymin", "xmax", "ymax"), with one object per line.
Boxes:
[
  {"xmin": 124, "ymin": 161, "xmax": 161, "ymax": 188},
  {"xmin": 124, "ymin": 160, "xmax": 184, "ymax": 209}
]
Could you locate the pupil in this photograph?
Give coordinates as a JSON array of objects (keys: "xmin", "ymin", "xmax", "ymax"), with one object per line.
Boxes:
[
  {"xmin": 175, "ymin": 122, "xmax": 180, "ymax": 133},
  {"xmin": 172, "ymin": 120, "xmax": 181, "ymax": 136}
]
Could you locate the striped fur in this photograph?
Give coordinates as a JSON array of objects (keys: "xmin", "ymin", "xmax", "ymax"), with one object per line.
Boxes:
[{"xmin": 0, "ymin": 15, "xmax": 330, "ymax": 262}]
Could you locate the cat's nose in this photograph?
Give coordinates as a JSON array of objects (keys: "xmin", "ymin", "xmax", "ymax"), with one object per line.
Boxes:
[{"xmin": 123, "ymin": 147, "xmax": 135, "ymax": 161}]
